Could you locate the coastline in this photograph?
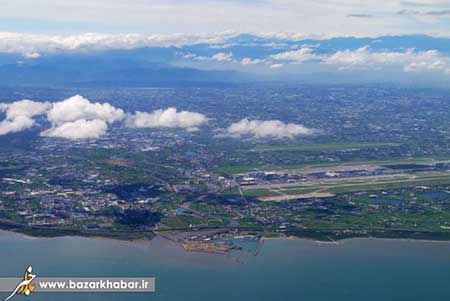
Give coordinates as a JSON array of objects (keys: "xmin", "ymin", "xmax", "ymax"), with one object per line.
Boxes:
[
  {"xmin": 264, "ymin": 235, "xmax": 450, "ymax": 245},
  {"xmin": 2, "ymin": 226, "xmax": 450, "ymax": 248},
  {"xmin": 0, "ymin": 219, "xmax": 155, "ymax": 242}
]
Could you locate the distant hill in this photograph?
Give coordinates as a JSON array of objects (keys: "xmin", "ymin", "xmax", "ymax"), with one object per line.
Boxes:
[
  {"xmin": 0, "ymin": 52, "xmax": 243, "ymax": 87},
  {"xmin": 0, "ymin": 34, "xmax": 449, "ymax": 87}
]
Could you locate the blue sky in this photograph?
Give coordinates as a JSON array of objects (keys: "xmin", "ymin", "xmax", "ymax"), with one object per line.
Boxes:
[
  {"xmin": 0, "ymin": 0, "xmax": 449, "ymax": 36},
  {"xmin": 0, "ymin": 0, "xmax": 448, "ymax": 86}
]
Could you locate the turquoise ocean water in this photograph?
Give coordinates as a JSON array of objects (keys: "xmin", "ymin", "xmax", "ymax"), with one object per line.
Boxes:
[{"xmin": 1, "ymin": 231, "xmax": 450, "ymax": 301}]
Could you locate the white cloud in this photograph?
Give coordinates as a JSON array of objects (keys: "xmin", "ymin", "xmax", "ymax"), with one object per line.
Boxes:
[
  {"xmin": 241, "ymin": 57, "xmax": 264, "ymax": 65},
  {"xmin": 0, "ymin": 32, "xmax": 238, "ymax": 58},
  {"xmin": 182, "ymin": 53, "xmax": 208, "ymax": 61},
  {"xmin": 211, "ymin": 52, "xmax": 233, "ymax": 62},
  {"xmin": 46, "ymin": 95, "xmax": 124, "ymax": 124},
  {"xmin": 270, "ymin": 63, "xmax": 284, "ymax": 69},
  {"xmin": 41, "ymin": 119, "xmax": 108, "ymax": 140},
  {"xmin": 1, "ymin": 96, "xmax": 210, "ymax": 139},
  {"xmin": 270, "ymin": 45, "xmax": 450, "ymax": 75},
  {"xmin": 403, "ymin": 50, "xmax": 450, "ymax": 74},
  {"xmin": 0, "ymin": 100, "xmax": 49, "ymax": 135},
  {"xmin": 127, "ymin": 107, "xmax": 208, "ymax": 131},
  {"xmin": 182, "ymin": 51, "xmax": 234, "ymax": 62},
  {"xmin": 23, "ymin": 52, "xmax": 41, "ymax": 59},
  {"xmin": 0, "ymin": 116, "xmax": 35, "ymax": 136},
  {"xmin": 323, "ymin": 46, "xmax": 408, "ymax": 67},
  {"xmin": 42, "ymin": 95, "xmax": 124, "ymax": 140},
  {"xmin": 2, "ymin": 0, "xmax": 450, "ymax": 38},
  {"xmin": 226, "ymin": 119, "xmax": 315, "ymax": 139},
  {"xmin": 322, "ymin": 46, "xmax": 450, "ymax": 74},
  {"xmin": 270, "ymin": 47, "xmax": 319, "ymax": 63}
]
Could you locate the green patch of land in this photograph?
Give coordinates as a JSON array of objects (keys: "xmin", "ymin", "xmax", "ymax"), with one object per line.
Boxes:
[
  {"xmin": 217, "ymin": 156, "xmax": 450, "ymax": 175},
  {"xmin": 252, "ymin": 142, "xmax": 401, "ymax": 152},
  {"xmin": 160, "ymin": 215, "xmax": 207, "ymax": 228}
]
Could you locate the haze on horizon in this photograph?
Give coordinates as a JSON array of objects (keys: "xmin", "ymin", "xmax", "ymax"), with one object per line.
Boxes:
[{"xmin": 0, "ymin": 0, "xmax": 449, "ymax": 87}]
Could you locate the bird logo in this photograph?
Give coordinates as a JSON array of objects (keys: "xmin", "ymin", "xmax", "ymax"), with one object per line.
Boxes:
[{"xmin": 4, "ymin": 266, "xmax": 36, "ymax": 300}]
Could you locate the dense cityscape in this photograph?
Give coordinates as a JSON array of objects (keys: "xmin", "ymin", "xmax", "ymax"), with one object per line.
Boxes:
[
  {"xmin": 2, "ymin": 0, "xmax": 450, "ymax": 300},
  {"xmin": 1, "ymin": 84, "xmax": 450, "ymax": 252}
]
